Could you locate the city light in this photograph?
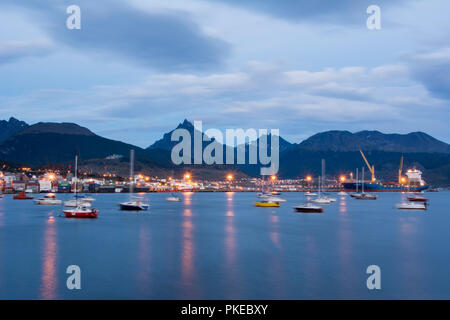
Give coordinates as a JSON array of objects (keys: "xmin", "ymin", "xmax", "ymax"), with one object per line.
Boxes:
[
  {"xmin": 306, "ymin": 176, "xmax": 312, "ymax": 182},
  {"xmin": 227, "ymin": 174, "xmax": 234, "ymax": 181},
  {"xmin": 48, "ymin": 174, "xmax": 55, "ymax": 180},
  {"xmin": 271, "ymin": 175, "xmax": 276, "ymax": 181},
  {"xmin": 184, "ymin": 174, "xmax": 191, "ymax": 180},
  {"xmin": 340, "ymin": 176, "xmax": 346, "ymax": 182}
]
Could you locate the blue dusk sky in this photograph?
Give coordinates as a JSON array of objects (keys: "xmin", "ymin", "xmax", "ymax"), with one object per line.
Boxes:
[{"xmin": 0, "ymin": 0, "xmax": 449, "ymax": 147}]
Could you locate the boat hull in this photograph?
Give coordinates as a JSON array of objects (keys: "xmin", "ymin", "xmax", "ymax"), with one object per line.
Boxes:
[
  {"xmin": 343, "ymin": 182, "xmax": 428, "ymax": 192},
  {"xmin": 294, "ymin": 206, "xmax": 323, "ymax": 213},
  {"xmin": 119, "ymin": 204, "xmax": 149, "ymax": 211},
  {"xmin": 63, "ymin": 209, "xmax": 98, "ymax": 218},
  {"xmin": 254, "ymin": 202, "xmax": 280, "ymax": 207}
]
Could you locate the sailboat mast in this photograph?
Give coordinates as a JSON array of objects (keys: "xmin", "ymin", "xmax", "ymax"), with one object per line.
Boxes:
[
  {"xmin": 75, "ymin": 155, "xmax": 78, "ymax": 206},
  {"xmin": 130, "ymin": 149, "xmax": 135, "ymax": 195},
  {"xmin": 362, "ymin": 167, "xmax": 365, "ymax": 193},
  {"xmin": 356, "ymin": 168, "xmax": 359, "ymax": 193}
]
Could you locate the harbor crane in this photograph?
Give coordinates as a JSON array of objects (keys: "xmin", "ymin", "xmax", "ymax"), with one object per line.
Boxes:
[
  {"xmin": 359, "ymin": 150, "xmax": 376, "ymax": 182},
  {"xmin": 398, "ymin": 155, "xmax": 404, "ymax": 184}
]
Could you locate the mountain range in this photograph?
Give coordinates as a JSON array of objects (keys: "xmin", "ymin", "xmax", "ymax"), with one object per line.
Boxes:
[{"xmin": 0, "ymin": 117, "xmax": 449, "ymax": 185}]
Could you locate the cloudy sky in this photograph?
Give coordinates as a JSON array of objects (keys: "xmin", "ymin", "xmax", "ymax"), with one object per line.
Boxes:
[{"xmin": 0, "ymin": 0, "xmax": 449, "ymax": 147}]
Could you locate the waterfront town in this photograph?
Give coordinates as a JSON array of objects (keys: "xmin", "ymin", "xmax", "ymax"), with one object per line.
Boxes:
[{"xmin": 0, "ymin": 165, "xmax": 343, "ymax": 194}]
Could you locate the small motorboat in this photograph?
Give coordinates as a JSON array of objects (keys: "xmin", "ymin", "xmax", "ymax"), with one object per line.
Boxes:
[
  {"xmin": 120, "ymin": 197, "xmax": 149, "ymax": 211},
  {"xmin": 259, "ymin": 194, "xmax": 286, "ymax": 203},
  {"xmin": 407, "ymin": 195, "xmax": 428, "ymax": 202},
  {"xmin": 13, "ymin": 192, "xmax": 34, "ymax": 200},
  {"xmin": 396, "ymin": 202, "xmax": 427, "ymax": 210},
  {"xmin": 254, "ymin": 200, "xmax": 280, "ymax": 207},
  {"xmin": 166, "ymin": 193, "xmax": 181, "ymax": 202},
  {"xmin": 311, "ymin": 197, "xmax": 331, "ymax": 204},
  {"xmin": 293, "ymin": 204, "xmax": 323, "ymax": 213},
  {"xmin": 64, "ymin": 199, "xmax": 91, "ymax": 208},
  {"xmin": 323, "ymin": 195, "xmax": 337, "ymax": 202},
  {"xmin": 337, "ymin": 191, "xmax": 348, "ymax": 196},
  {"xmin": 354, "ymin": 193, "xmax": 377, "ymax": 200},
  {"xmin": 63, "ymin": 205, "xmax": 99, "ymax": 218},
  {"xmin": 35, "ymin": 193, "xmax": 62, "ymax": 205},
  {"xmin": 75, "ymin": 195, "xmax": 95, "ymax": 202},
  {"xmin": 304, "ymin": 191, "xmax": 317, "ymax": 196},
  {"xmin": 271, "ymin": 191, "xmax": 281, "ymax": 196}
]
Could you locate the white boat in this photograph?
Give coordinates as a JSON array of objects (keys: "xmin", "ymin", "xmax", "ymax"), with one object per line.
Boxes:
[
  {"xmin": 35, "ymin": 193, "xmax": 62, "ymax": 205},
  {"xmin": 312, "ymin": 197, "xmax": 332, "ymax": 204},
  {"xmin": 25, "ymin": 188, "xmax": 33, "ymax": 194},
  {"xmin": 323, "ymin": 195, "xmax": 337, "ymax": 202},
  {"xmin": 304, "ymin": 191, "xmax": 317, "ymax": 196},
  {"xmin": 75, "ymin": 195, "xmax": 95, "ymax": 202},
  {"xmin": 337, "ymin": 191, "xmax": 348, "ymax": 196},
  {"xmin": 166, "ymin": 193, "xmax": 181, "ymax": 202},
  {"xmin": 396, "ymin": 202, "xmax": 427, "ymax": 210},
  {"xmin": 259, "ymin": 194, "xmax": 286, "ymax": 202},
  {"xmin": 115, "ymin": 188, "xmax": 123, "ymax": 193},
  {"xmin": 312, "ymin": 173, "xmax": 331, "ymax": 204},
  {"xmin": 293, "ymin": 203, "xmax": 323, "ymax": 213}
]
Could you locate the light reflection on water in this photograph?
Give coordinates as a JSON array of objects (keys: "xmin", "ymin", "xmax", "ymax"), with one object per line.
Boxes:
[{"xmin": 40, "ymin": 212, "xmax": 57, "ymax": 300}]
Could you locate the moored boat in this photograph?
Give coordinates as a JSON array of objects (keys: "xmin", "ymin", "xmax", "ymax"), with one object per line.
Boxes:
[
  {"xmin": 293, "ymin": 204, "xmax": 323, "ymax": 213},
  {"xmin": 64, "ymin": 199, "xmax": 91, "ymax": 208},
  {"xmin": 254, "ymin": 199, "xmax": 280, "ymax": 207},
  {"xmin": 407, "ymin": 195, "xmax": 428, "ymax": 202},
  {"xmin": 63, "ymin": 205, "xmax": 99, "ymax": 218},
  {"xmin": 396, "ymin": 202, "xmax": 427, "ymax": 210},
  {"xmin": 166, "ymin": 193, "xmax": 181, "ymax": 202},
  {"xmin": 120, "ymin": 197, "xmax": 149, "ymax": 211},
  {"xmin": 35, "ymin": 193, "xmax": 62, "ymax": 205},
  {"xmin": 13, "ymin": 192, "xmax": 33, "ymax": 200}
]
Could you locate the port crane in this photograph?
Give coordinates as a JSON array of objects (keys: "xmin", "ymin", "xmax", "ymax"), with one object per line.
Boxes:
[
  {"xmin": 398, "ymin": 155, "xmax": 404, "ymax": 184},
  {"xmin": 359, "ymin": 150, "xmax": 376, "ymax": 182}
]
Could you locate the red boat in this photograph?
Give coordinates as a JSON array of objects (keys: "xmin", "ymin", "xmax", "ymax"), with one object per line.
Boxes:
[
  {"xmin": 407, "ymin": 195, "xmax": 428, "ymax": 202},
  {"xmin": 13, "ymin": 192, "xmax": 34, "ymax": 200},
  {"xmin": 63, "ymin": 205, "xmax": 98, "ymax": 218}
]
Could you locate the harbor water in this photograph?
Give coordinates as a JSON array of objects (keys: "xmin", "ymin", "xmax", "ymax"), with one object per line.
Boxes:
[{"xmin": 0, "ymin": 191, "xmax": 449, "ymax": 299}]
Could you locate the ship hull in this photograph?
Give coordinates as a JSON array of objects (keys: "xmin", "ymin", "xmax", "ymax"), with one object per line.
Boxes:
[{"xmin": 343, "ymin": 182, "xmax": 429, "ymax": 192}]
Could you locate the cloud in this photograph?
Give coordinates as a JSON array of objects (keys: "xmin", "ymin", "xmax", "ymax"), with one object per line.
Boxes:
[
  {"xmin": 2, "ymin": 0, "xmax": 230, "ymax": 71},
  {"xmin": 212, "ymin": 0, "xmax": 414, "ymax": 24},
  {"xmin": 0, "ymin": 39, "xmax": 53, "ymax": 65},
  {"xmin": 407, "ymin": 47, "xmax": 450, "ymax": 100}
]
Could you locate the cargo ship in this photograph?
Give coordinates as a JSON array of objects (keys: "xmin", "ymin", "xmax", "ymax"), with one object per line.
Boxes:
[{"xmin": 342, "ymin": 152, "xmax": 429, "ymax": 192}]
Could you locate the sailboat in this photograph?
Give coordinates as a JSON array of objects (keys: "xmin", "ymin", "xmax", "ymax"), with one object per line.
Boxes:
[
  {"xmin": 312, "ymin": 176, "xmax": 331, "ymax": 204},
  {"xmin": 119, "ymin": 150, "xmax": 149, "ymax": 211},
  {"xmin": 312, "ymin": 160, "xmax": 332, "ymax": 204},
  {"xmin": 63, "ymin": 155, "xmax": 99, "ymax": 218},
  {"xmin": 166, "ymin": 193, "xmax": 181, "ymax": 202},
  {"xmin": 354, "ymin": 167, "xmax": 377, "ymax": 200}
]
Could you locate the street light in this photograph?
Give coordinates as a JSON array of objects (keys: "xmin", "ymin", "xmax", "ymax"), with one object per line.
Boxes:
[
  {"xmin": 227, "ymin": 174, "xmax": 233, "ymax": 181},
  {"xmin": 340, "ymin": 176, "xmax": 346, "ymax": 183},
  {"xmin": 306, "ymin": 175, "xmax": 312, "ymax": 182},
  {"xmin": 184, "ymin": 174, "xmax": 191, "ymax": 180}
]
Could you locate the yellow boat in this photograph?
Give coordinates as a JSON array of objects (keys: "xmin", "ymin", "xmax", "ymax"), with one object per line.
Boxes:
[{"xmin": 254, "ymin": 201, "xmax": 280, "ymax": 207}]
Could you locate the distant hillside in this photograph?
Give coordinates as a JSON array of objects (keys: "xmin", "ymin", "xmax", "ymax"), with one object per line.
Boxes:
[
  {"xmin": 0, "ymin": 122, "xmax": 167, "ymax": 167},
  {"xmin": 299, "ymin": 130, "xmax": 450, "ymax": 153},
  {"xmin": 0, "ymin": 117, "xmax": 29, "ymax": 144}
]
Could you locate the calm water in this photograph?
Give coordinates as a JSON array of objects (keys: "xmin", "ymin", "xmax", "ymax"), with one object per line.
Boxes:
[{"xmin": 0, "ymin": 191, "xmax": 449, "ymax": 299}]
